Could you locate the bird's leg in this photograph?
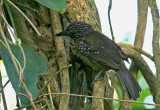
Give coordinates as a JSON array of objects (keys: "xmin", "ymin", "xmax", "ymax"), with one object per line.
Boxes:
[{"xmin": 91, "ymin": 70, "xmax": 104, "ymax": 86}]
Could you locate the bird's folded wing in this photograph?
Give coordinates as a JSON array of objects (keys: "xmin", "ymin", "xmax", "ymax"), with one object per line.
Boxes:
[
  {"xmin": 111, "ymin": 41, "xmax": 129, "ymax": 62},
  {"xmin": 78, "ymin": 40, "xmax": 122, "ymax": 69}
]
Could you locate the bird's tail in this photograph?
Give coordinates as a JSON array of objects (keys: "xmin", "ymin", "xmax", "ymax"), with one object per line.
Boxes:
[{"xmin": 117, "ymin": 67, "xmax": 141, "ymax": 100}]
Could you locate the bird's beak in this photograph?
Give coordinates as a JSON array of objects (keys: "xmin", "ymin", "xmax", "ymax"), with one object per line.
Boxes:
[{"xmin": 55, "ymin": 30, "xmax": 69, "ymax": 36}]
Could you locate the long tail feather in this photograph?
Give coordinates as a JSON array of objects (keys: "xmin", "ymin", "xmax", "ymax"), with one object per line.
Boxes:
[{"xmin": 117, "ymin": 67, "xmax": 141, "ymax": 100}]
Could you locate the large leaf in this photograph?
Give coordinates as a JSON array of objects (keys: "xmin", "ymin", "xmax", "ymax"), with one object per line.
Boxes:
[
  {"xmin": 1, "ymin": 44, "xmax": 47, "ymax": 107},
  {"xmin": 35, "ymin": 0, "xmax": 67, "ymax": 14},
  {"xmin": 132, "ymin": 90, "xmax": 155, "ymax": 110}
]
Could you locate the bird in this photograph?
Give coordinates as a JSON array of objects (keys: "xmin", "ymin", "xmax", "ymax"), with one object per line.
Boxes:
[{"xmin": 55, "ymin": 22, "xmax": 141, "ymax": 100}]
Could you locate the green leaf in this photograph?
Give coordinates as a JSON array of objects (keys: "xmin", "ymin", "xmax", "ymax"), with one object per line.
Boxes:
[
  {"xmin": 137, "ymin": 71, "xmax": 149, "ymax": 89},
  {"xmin": 35, "ymin": 0, "xmax": 67, "ymax": 14},
  {"xmin": 132, "ymin": 90, "xmax": 154, "ymax": 110},
  {"xmin": 1, "ymin": 44, "xmax": 47, "ymax": 107}
]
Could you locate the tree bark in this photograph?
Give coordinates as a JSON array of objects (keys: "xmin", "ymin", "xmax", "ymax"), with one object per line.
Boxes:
[
  {"xmin": 3, "ymin": 0, "xmax": 159, "ymax": 110},
  {"xmin": 50, "ymin": 10, "xmax": 70, "ymax": 110},
  {"xmin": 91, "ymin": 81, "xmax": 105, "ymax": 110},
  {"xmin": 149, "ymin": 0, "xmax": 160, "ymax": 109},
  {"xmin": 65, "ymin": 0, "xmax": 109, "ymax": 110}
]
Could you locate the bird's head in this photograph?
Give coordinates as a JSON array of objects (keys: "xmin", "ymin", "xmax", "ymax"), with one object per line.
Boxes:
[{"xmin": 55, "ymin": 22, "xmax": 94, "ymax": 40}]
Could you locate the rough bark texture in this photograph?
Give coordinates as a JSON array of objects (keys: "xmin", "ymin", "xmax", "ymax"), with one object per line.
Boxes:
[
  {"xmin": 2, "ymin": 0, "xmax": 159, "ymax": 110},
  {"xmin": 91, "ymin": 81, "xmax": 105, "ymax": 110},
  {"xmin": 65, "ymin": 0, "xmax": 101, "ymax": 31},
  {"xmin": 65, "ymin": 0, "xmax": 110, "ymax": 110},
  {"xmin": 8, "ymin": 1, "xmax": 65, "ymax": 109},
  {"xmin": 134, "ymin": 0, "xmax": 148, "ymax": 47},
  {"xmin": 149, "ymin": 0, "xmax": 160, "ymax": 109},
  {"xmin": 10, "ymin": 1, "xmax": 52, "ymax": 61},
  {"xmin": 50, "ymin": 10, "xmax": 70, "ymax": 110},
  {"xmin": 104, "ymin": 72, "xmax": 114, "ymax": 110}
]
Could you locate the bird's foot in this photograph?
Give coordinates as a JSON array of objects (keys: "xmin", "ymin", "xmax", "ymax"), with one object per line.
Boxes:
[{"xmin": 91, "ymin": 71, "xmax": 104, "ymax": 87}]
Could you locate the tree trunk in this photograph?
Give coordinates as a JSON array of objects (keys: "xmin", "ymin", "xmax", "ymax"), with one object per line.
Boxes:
[{"xmin": 2, "ymin": 0, "xmax": 159, "ymax": 110}]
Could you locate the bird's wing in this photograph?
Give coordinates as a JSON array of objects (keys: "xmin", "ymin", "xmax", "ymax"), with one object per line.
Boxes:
[
  {"xmin": 78, "ymin": 31, "xmax": 125, "ymax": 69},
  {"xmin": 111, "ymin": 41, "xmax": 129, "ymax": 62}
]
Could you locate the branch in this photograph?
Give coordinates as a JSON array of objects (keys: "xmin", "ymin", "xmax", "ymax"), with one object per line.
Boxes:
[
  {"xmin": 121, "ymin": 1, "xmax": 148, "ymax": 108},
  {"xmin": 120, "ymin": 2, "xmax": 148, "ymax": 108},
  {"xmin": 108, "ymin": 0, "xmax": 115, "ymax": 41},
  {"xmin": 0, "ymin": 20, "xmax": 37, "ymax": 110},
  {"xmin": 0, "ymin": 80, "xmax": 9, "ymax": 93},
  {"xmin": 50, "ymin": 10, "xmax": 70, "ymax": 110},
  {"xmin": 118, "ymin": 43, "xmax": 157, "ymax": 99},
  {"xmin": 0, "ymin": 7, "xmax": 37, "ymax": 109},
  {"xmin": 40, "ymin": 93, "xmax": 160, "ymax": 107},
  {"xmin": 0, "ymin": 72, "xmax": 8, "ymax": 110},
  {"xmin": 130, "ymin": 0, "xmax": 148, "ymax": 82},
  {"xmin": 149, "ymin": 0, "xmax": 160, "ymax": 107},
  {"xmin": 134, "ymin": 0, "xmax": 148, "ymax": 47},
  {"xmin": 134, "ymin": 47, "xmax": 153, "ymax": 61},
  {"xmin": 91, "ymin": 81, "xmax": 105, "ymax": 109},
  {"xmin": 7, "ymin": 0, "xmax": 42, "ymax": 37},
  {"xmin": 35, "ymin": 64, "xmax": 72, "ymax": 100},
  {"xmin": 47, "ymin": 84, "xmax": 55, "ymax": 110},
  {"xmin": 130, "ymin": 0, "xmax": 148, "ymax": 80}
]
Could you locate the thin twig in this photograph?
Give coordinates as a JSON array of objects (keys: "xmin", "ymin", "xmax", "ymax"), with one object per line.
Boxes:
[
  {"xmin": 134, "ymin": 47, "xmax": 154, "ymax": 61},
  {"xmin": 15, "ymin": 2, "xmax": 38, "ymax": 13},
  {"xmin": 47, "ymin": 84, "xmax": 55, "ymax": 110},
  {"xmin": 119, "ymin": 43, "xmax": 156, "ymax": 97},
  {"xmin": 34, "ymin": 97, "xmax": 47, "ymax": 104},
  {"xmin": 1, "ymin": 11, "xmax": 26, "ymax": 75},
  {"xmin": 19, "ymin": 45, "xmax": 26, "ymax": 73},
  {"xmin": 1, "ymin": 18, "xmax": 27, "ymax": 89},
  {"xmin": 34, "ymin": 64, "xmax": 72, "ymax": 100},
  {"xmin": 0, "ymin": 39, "xmax": 7, "ymax": 48},
  {"xmin": 1, "ymin": 9, "xmax": 26, "ymax": 78},
  {"xmin": 16, "ymin": 96, "xmax": 20, "ymax": 108},
  {"xmin": 4, "ymin": 0, "xmax": 18, "ymax": 38},
  {"xmin": 0, "ymin": 80, "xmax": 9, "ymax": 93},
  {"xmin": 108, "ymin": 0, "xmax": 115, "ymax": 41},
  {"xmin": 149, "ymin": 0, "xmax": 160, "ymax": 107},
  {"xmin": 16, "ymin": 92, "xmax": 29, "ymax": 100},
  {"xmin": 51, "ymin": 10, "xmax": 70, "ymax": 110},
  {"xmin": 0, "ymin": 13, "xmax": 18, "ymax": 41},
  {"xmin": 0, "ymin": 13, "xmax": 21, "ymax": 80},
  {"xmin": 7, "ymin": 0, "xmax": 42, "ymax": 37},
  {"xmin": 0, "ymin": 72, "xmax": 8, "ymax": 110},
  {"xmin": 0, "ymin": 14, "xmax": 37, "ymax": 109},
  {"xmin": 0, "ymin": 13, "xmax": 24, "ymax": 72},
  {"xmin": 41, "ymin": 93, "xmax": 160, "ymax": 107}
]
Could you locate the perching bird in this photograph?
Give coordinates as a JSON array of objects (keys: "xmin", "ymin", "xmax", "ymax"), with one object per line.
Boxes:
[{"xmin": 55, "ymin": 22, "xmax": 141, "ymax": 100}]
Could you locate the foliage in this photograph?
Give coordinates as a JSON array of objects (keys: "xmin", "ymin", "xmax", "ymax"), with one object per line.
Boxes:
[
  {"xmin": 0, "ymin": 0, "xmax": 159, "ymax": 110},
  {"xmin": 1, "ymin": 43, "xmax": 47, "ymax": 107},
  {"xmin": 35, "ymin": 0, "xmax": 67, "ymax": 14}
]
